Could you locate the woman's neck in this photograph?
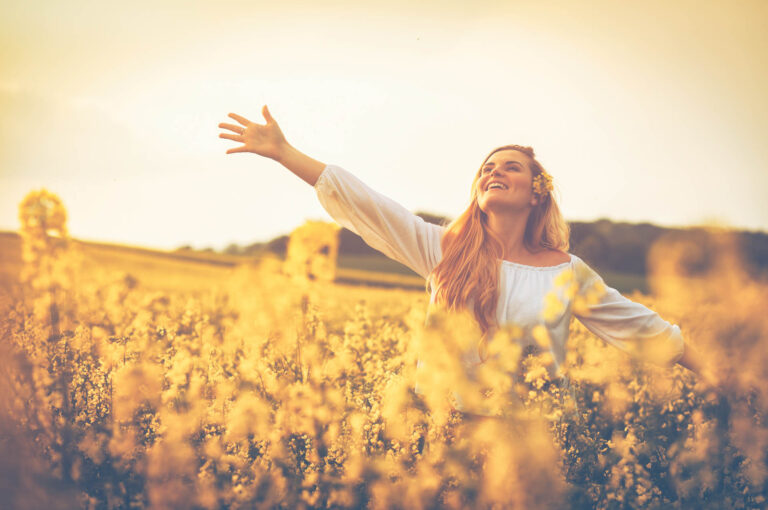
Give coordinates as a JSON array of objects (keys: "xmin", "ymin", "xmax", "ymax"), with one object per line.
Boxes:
[{"xmin": 485, "ymin": 210, "xmax": 533, "ymax": 259}]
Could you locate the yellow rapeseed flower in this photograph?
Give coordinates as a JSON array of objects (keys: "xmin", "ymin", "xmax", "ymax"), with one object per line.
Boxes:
[
  {"xmin": 532, "ymin": 324, "xmax": 551, "ymax": 348},
  {"xmin": 542, "ymin": 291, "xmax": 565, "ymax": 323}
]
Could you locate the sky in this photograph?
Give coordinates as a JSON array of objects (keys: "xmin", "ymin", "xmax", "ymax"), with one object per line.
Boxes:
[{"xmin": 1, "ymin": 0, "xmax": 766, "ymax": 251}]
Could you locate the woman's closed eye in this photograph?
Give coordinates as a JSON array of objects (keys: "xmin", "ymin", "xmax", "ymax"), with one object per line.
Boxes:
[{"xmin": 482, "ymin": 166, "xmax": 518, "ymax": 174}]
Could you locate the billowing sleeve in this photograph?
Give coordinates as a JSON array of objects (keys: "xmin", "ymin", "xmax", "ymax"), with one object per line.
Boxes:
[
  {"xmin": 571, "ymin": 256, "xmax": 685, "ymax": 366},
  {"xmin": 313, "ymin": 164, "xmax": 444, "ymax": 280}
]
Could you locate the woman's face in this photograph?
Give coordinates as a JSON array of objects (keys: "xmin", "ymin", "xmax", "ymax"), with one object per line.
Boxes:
[{"xmin": 475, "ymin": 149, "xmax": 538, "ymax": 214}]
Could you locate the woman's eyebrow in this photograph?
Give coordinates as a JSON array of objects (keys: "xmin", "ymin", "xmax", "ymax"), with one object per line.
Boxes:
[{"xmin": 483, "ymin": 161, "xmax": 523, "ymax": 167}]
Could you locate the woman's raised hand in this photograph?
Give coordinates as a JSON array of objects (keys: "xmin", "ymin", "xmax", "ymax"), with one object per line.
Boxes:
[
  {"xmin": 218, "ymin": 105, "xmax": 288, "ymax": 161},
  {"xmin": 220, "ymin": 104, "xmax": 326, "ymax": 186}
]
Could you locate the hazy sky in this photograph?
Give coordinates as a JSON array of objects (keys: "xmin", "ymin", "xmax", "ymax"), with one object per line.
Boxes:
[{"xmin": 1, "ymin": 0, "xmax": 766, "ymax": 250}]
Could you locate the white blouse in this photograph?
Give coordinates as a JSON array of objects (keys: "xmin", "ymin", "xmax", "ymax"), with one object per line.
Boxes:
[{"xmin": 314, "ymin": 164, "xmax": 686, "ymax": 415}]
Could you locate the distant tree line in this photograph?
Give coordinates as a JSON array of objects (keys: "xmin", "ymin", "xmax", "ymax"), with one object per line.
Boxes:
[{"xmin": 200, "ymin": 213, "xmax": 768, "ymax": 279}]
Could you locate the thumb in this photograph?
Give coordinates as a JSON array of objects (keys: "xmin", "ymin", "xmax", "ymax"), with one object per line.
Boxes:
[{"xmin": 262, "ymin": 104, "xmax": 275, "ymax": 124}]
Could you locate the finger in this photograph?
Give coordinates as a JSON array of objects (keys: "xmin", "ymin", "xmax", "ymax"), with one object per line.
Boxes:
[
  {"xmin": 219, "ymin": 133, "xmax": 243, "ymax": 142},
  {"xmin": 262, "ymin": 104, "xmax": 274, "ymax": 124},
  {"xmin": 226, "ymin": 146, "xmax": 248, "ymax": 154},
  {"xmin": 228, "ymin": 112, "xmax": 252, "ymax": 126},
  {"xmin": 218, "ymin": 122, "xmax": 244, "ymax": 134}
]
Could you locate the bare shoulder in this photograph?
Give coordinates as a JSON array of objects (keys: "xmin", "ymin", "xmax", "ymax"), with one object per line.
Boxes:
[{"xmin": 541, "ymin": 249, "xmax": 571, "ymax": 265}]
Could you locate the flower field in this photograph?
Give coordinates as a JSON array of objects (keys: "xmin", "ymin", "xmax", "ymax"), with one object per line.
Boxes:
[{"xmin": 1, "ymin": 190, "xmax": 767, "ymax": 509}]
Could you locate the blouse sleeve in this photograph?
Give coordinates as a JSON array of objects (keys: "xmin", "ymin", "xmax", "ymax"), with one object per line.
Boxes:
[
  {"xmin": 313, "ymin": 164, "xmax": 444, "ymax": 280},
  {"xmin": 571, "ymin": 256, "xmax": 685, "ymax": 367}
]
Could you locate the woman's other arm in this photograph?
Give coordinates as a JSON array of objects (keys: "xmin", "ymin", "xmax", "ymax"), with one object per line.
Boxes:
[
  {"xmin": 572, "ymin": 256, "xmax": 717, "ymax": 386},
  {"xmin": 677, "ymin": 339, "xmax": 702, "ymax": 374},
  {"xmin": 571, "ymin": 255, "xmax": 686, "ymax": 367},
  {"xmin": 218, "ymin": 105, "xmax": 325, "ymax": 186},
  {"xmin": 676, "ymin": 339, "xmax": 720, "ymax": 389}
]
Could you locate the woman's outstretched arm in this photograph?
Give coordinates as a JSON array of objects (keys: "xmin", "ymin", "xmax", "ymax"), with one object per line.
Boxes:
[
  {"xmin": 218, "ymin": 105, "xmax": 325, "ymax": 186},
  {"xmin": 218, "ymin": 105, "xmax": 444, "ymax": 280}
]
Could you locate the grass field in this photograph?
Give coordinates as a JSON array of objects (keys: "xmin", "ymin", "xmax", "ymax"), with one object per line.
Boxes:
[
  {"xmin": 0, "ymin": 231, "xmax": 426, "ymax": 293},
  {"xmin": 0, "ymin": 231, "xmax": 648, "ymax": 296}
]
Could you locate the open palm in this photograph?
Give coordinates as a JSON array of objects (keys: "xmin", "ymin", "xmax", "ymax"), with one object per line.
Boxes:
[{"xmin": 218, "ymin": 105, "xmax": 288, "ymax": 160}]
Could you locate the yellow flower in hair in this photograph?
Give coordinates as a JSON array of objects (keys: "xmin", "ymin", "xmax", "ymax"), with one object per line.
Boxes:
[{"xmin": 532, "ymin": 171, "xmax": 554, "ymax": 197}]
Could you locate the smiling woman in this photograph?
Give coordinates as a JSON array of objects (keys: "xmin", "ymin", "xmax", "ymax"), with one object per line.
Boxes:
[
  {"xmin": 433, "ymin": 144, "xmax": 569, "ymax": 344},
  {"xmin": 218, "ymin": 105, "xmax": 708, "ymax": 418}
]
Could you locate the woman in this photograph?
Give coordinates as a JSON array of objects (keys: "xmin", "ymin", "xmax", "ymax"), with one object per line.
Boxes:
[{"xmin": 218, "ymin": 105, "xmax": 706, "ymax": 419}]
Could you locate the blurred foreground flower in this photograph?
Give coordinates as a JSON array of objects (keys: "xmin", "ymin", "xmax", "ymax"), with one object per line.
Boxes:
[{"xmin": 284, "ymin": 220, "xmax": 341, "ymax": 283}]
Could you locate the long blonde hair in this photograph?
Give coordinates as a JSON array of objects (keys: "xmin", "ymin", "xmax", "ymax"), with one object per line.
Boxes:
[{"xmin": 428, "ymin": 145, "xmax": 570, "ymax": 351}]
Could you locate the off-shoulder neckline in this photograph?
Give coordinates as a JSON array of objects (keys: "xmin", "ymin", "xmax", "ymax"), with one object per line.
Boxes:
[{"xmin": 499, "ymin": 253, "xmax": 575, "ymax": 271}]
